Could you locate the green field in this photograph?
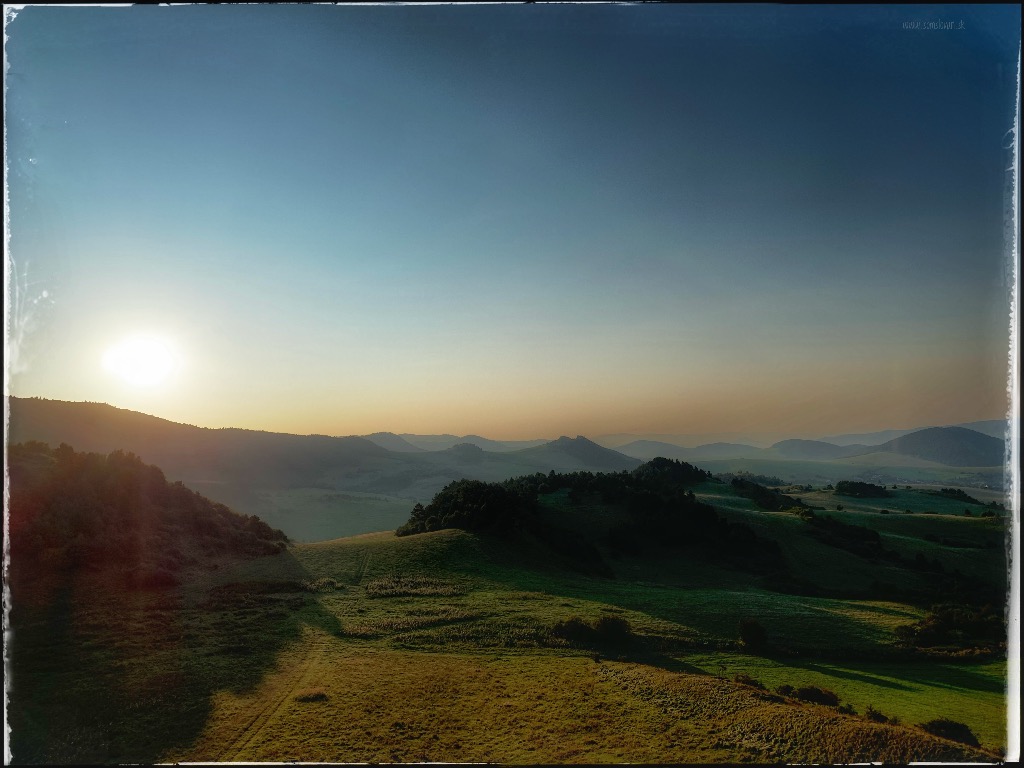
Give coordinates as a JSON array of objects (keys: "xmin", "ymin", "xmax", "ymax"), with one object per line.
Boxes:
[{"xmin": 8, "ymin": 463, "xmax": 1009, "ymax": 764}]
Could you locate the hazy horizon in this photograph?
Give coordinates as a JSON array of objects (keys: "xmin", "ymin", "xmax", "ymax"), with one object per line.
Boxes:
[{"xmin": 5, "ymin": 5, "xmax": 1018, "ymax": 442}]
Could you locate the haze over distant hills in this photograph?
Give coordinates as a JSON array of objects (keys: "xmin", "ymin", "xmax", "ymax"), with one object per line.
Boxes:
[
  {"xmin": 6, "ymin": 397, "xmax": 1006, "ymax": 541},
  {"xmin": 816, "ymin": 419, "xmax": 1008, "ymax": 446},
  {"xmin": 360, "ymin": 432, "xmax": 552, "ymax": 454},
  {"xmin": 613, "ymin": 429, "xmax": 1003, "ymax": 469}
]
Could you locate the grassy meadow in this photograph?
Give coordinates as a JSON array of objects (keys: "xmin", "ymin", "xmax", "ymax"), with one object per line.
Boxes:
[{"xmin": 7, "ymin": 454, "xmax": 1009, "ymax": 764}]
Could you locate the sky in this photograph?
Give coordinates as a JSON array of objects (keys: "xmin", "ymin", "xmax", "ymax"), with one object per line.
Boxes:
[{"xmin": 4, "ymin": 4, "xmax": 1020, "ymax": 441}]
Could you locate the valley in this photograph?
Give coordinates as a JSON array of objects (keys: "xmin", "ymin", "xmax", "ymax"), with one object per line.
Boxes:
[{"xmin": 4, "ymin": 421, "xmax": 1011, "ymax": 763}]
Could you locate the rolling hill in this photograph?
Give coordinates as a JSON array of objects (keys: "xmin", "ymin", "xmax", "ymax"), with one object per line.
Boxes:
[
  {"xmin": 5, "ymin": 445, "xmax": 1007, "ymax": 763},
  {"xmin": 398, "ymin": 433, "xmax": 550, "ymax": 452},
  {"xmin": 6, "ymin": 398, "xmax": 1005, "ymax": 543},
  {"xmin": 6, "ymin": 399, "xmax": 636, "ymax": 541},
  {"xmin": 872, "ymin": 427, "xmax": 1005, "ymax": 467},
  {"xmin": 515, "ymin": 435, "xmax": 642, "ymax": 471},
  {"xmin": 362, "ymin": 432, "xmax": 425, "ymax": 452}
]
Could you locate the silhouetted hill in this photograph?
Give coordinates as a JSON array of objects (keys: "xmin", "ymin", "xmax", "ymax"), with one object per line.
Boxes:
[
  {"xmin": 8, "ymin": 397, "xmax": 390, "ymax": 489},
  {"xmin": 950, "ymin": 420, "xmax": 1007, "ymax": 440},
  {"xmin": 362, "ymin": 432, "xmax": 424, "ymax": 452},
  {"xmin": 768, "ymin": 440, "xmax": 866, "ymax": 460},
  {"xmin": 871, "ymin": 427, "xmax": 1003, "ymax": 467},
  {"xmin": 818, "ymin": 419, "xmax": 1007, "ymax": 446},
  {"xmin": 399, "ymin": 433, "xmax": 550, "ymax": 452},
  {"xmin": 516, "ymin": 436, "xmax": 642, "ymax": 471}
]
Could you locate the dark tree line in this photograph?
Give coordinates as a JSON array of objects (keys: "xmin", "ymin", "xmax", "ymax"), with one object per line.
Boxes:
[
  {"xmin": 834, "ymin": 480, "xmax": 891, "ymax": 498},
  {"xmin": 396, "ymin": 458, "xmax": 783, "ymax": 576},
  {"xmin": 730, "ymin": 478, "xmax": 808, "ymax": 511}
]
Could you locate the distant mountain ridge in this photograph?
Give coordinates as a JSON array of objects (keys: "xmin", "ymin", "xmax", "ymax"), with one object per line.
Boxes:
[
  {"xmin": 518, "ymin": 435, "xmax": 641, "ymax": 471},
  {"xmin": 6, "ymin": 398, "xmax": 1006, "ymax": 544},
  {"xmin": 393, "ymin": 433, "xmax": 550, "ymax": 452},
  {"xmin": 872, "ymin": 427, "xmax": 1005, "ymax": 468},
  {"xmin": 766, "ymin": 440, "xmax": 868, "ymax": 461},
  {"xmin": 615, "ymin": 428, "xmax": 1002, "ymax": 468},
  {"xmin": 817, "ymin": 419, "xmax": 1008, "ymax": 446},
  {"xmin": 6, "ymin": 398, "xmax": 639, "ymax": 540},
  {"xmin": 615, "ymin": 440, "xmax": 759, "ymax": 461}
]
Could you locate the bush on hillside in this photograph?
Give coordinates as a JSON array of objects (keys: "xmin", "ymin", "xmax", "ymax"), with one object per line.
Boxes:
[
  {"xmin": 793, "ymin": 686, "xmax": 840, "ymax": 706},
  {"xmin": 733, "ymin": 673, "xmax": 766, "ymax": 690},
  {"xmin": 918, "ymin": 718, "xmax": 980, "ymax": 747},
  {"xmin": 865, "ymin": 705, "xmax": 891, "ymax": 723},
  {"xmin": 550, "ymin": 615, "xmax": 634, "ymax": 650}
]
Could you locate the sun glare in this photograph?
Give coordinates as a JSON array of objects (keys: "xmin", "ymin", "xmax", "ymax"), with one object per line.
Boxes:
[{"xmin": 102, "ymin": 335, "xmax": 179, "ymax": 387}]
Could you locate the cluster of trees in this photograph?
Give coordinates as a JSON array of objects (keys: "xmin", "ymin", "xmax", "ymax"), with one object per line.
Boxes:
[
  {"xmin": 395, "ymin": 477, "xmax": 608, "ymax": 575},
  {"xmin": 549, "ymin": 615, "xmax": 634, "ymax": 651},
  {"xmin": 834, "ymin": 480, "xmax": 891, "ymax": 498},
  {"xmin": 716, "ymin": 471, "xmax": 784, "ymax": 486},
  {"xmin": 928, "ymin": 488, "xmax": 983, "ymax": 505},
  {"xmin": 396, "ymin": 458, "xmax": 785, "ymax": 576},
  {"xmin": 894, "ymin": 602, "xmax": 1005, "ymax": 652},
  {"xmin": 396, "ymin": 479, "xmax": 538, "ymax": 536},
  {"xmin": 730, "ymin": 478, "xmax": 807, "ymax": 512},
  {"xmin": 8, "ymin": 442, "xmax": 288, "ymax": 592}
]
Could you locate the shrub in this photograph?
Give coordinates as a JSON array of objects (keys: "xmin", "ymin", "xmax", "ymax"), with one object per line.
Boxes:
[
  {"xmin": 738, "ymin": 617, "xmax": 768, "ymax": 652},
  {"xmin": 919, "ymin": 718, "xmax": 980, "ymax": 747},
  {"xmin": 593, "ymin": 616, "xmax": 633, "ymax": 647},
  {"xmin": 775, "ymin": 684, "xmax": 794, "ymax": 696},
  {"xmin": 837, "ymin": 703, "xmax": 857, "ymax": 715},
  {"xmin": 301, "ymin": 577, "xmax": 342, "ymax": 593},
  {"xmin": 551, "ymin": 615, "xmax": 633, "ymax": 650},
  {"xmin": 794, "ymin": 686, "xmax": 840, "ymax": 706},
  {"xmin": 865, "ymin": 705, "xmax": 889, "ymax": 723},
  {"xmin": 550, "ymin": 617, "xmax": 596, "ymax": 647},
  {"xmin": 733, "ymin": 673, "xmax": 765, "ymax": 690}
]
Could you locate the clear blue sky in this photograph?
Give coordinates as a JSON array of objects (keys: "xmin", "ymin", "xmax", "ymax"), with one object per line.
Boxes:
[{"xmin": 5, "ymin": 4, "xmax": 1019, "ymax": 439}]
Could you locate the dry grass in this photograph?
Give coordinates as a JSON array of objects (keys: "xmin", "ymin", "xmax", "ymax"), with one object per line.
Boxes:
[
  {"xmin": 364, "ymin": 575, "xmax": 467, "ymax": 598},
  {"xmin": 169, "ymin": 627, "xmax": 996, "ymax": 764}
]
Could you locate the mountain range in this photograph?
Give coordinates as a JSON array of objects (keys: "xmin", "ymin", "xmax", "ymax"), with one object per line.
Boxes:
[
  {"xmin": 614, "ymin": 427, "xmax": 1004, "ymax": 468},
  {"xmin": 5, "ymin": 397, "xmax": 1006, "ymax": 541}
]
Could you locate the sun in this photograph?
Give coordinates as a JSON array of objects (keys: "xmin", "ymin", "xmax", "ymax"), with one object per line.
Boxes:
[{"xmin": 102, "ymin": 335, "xmax": 179, "ymax": 387}]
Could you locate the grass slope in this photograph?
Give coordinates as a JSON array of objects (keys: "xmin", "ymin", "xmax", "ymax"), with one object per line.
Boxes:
[
  {"xmin": 160, "ymin": 527, "xmax": 1004, "ymax": 762},
  {"xmin": 7, "ymin": 450, "xmax": 1008, "ymax": 763}
]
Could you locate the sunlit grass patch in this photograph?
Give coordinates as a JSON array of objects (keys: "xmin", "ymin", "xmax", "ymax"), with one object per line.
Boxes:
[
  {"xmin": 678, "ymin": 651, "xmax": 1007, "ymax": 751},
  {"xmin": 365, "ymin": 575, "xmax": 467, "ymax": 598},
  {"xmin": 300, "ymin": 577, "xmax": 343, "ymax": 593}
]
